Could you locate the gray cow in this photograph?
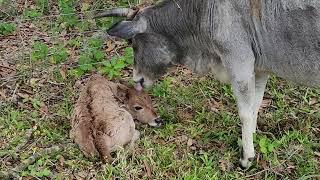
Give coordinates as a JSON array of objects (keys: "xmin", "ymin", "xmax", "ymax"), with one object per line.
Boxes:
[{"xmin": 95, "ymin": 0, "xmax": 320, "ymax": 168}]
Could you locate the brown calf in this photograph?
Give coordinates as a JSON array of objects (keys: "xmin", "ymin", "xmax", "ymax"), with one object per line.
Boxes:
[{"xmin": 70, "ymin": 75, "xmax": 162, "ymax": 163}]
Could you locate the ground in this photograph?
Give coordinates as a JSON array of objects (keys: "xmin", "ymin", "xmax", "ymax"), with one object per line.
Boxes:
[{"xmin": 0, "ymin": 0, "xmax": 320, "ymax": 179}]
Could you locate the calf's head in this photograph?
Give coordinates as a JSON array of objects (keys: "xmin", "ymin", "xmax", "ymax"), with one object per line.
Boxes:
[
  {"xmin": 95, "ymin": 8, "xmax": 180, "ymax": 88},
  {"xmin": 117, "ymin": 84, "xmax": 163, "ymax": 127}
]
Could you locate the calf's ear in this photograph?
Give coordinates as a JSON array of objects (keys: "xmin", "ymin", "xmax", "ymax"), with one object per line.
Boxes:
[
  {"xmin": 116, "ymin": 84, "xmax": 129, "ymax": 102},
  {"xmin": 107, "ymin": 20, "xmax": 146, "ymax": 39}
]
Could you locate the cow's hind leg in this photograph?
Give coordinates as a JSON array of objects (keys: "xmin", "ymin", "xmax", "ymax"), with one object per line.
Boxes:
[{"xmin": 252, "ymin": 73, "xmax": 269, "ymax": 133}]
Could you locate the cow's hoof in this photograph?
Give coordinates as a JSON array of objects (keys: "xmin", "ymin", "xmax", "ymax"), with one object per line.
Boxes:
[{"xmin": 239, "ymin": 157, "xmax": 255, "ymax": 169}]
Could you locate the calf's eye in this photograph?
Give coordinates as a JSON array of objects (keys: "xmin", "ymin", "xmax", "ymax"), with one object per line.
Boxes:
[{"xmin": 134, "ymin": 106, "xmax": 143, "ymax": 111}]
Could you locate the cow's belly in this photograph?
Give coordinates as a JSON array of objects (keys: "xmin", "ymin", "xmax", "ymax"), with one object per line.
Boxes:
[
  {"xmin": 268, "ymin": 61, "xmax": 320, "ymax": 87},
  {"xmin": 208, "ymin": 63, "xmax": 230, "ymax": 83}
]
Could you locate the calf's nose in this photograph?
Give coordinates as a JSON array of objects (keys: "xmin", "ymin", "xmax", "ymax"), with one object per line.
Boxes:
[{"xmin": 155, "ymin": 118, "xmax": 164, "ymax": 126}]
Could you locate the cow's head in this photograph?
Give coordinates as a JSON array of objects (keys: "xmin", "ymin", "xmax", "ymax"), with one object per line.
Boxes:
[{"xmin": 95, "ymin": 8, "xmax": 180, "ymax": 88}]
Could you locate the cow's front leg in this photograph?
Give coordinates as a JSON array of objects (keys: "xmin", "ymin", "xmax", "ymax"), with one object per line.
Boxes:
[
  {"xmin": 226, "ymin": 55, "xmax": 256, "ymax": 168},
  {"xmin": 231, "ymin": 75, "xmax": 256, "ymax": 168}
]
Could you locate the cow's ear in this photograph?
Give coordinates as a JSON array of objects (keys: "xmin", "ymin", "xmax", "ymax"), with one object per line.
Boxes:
[{"xmin": 107, "ymin": 20, "xmax": 146, "ymax": 39}]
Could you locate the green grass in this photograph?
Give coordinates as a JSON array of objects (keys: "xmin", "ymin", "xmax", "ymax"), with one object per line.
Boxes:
[{"xmin": 0, "ymin": 0, "xmax": 319, "ymax": 179}]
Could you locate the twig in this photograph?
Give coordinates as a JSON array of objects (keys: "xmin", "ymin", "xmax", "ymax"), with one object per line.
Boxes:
[
  {"xmin": 0, "ymin": 65, "xmax": 14, "ymax": 70},
  {"xmin": 245, "ymin": 146, "xmax": 302, "ymax": 178},
  {"xmin": 10, "ymin": 83, "xmax": 19, "ymax": 102},
  {"xmin": 14, "ymin": 126, "xmax": 36, "ymax": 152},
  {"xmin": 245, "ymin": 169, "xmax": 268, "ymax": 179}
]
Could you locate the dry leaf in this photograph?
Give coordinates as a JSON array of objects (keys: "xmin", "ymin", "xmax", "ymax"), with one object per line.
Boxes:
[
  {"xmin": 17, "ymin": 92, "xmax": 30, "ymax": 99},
  {"xmin": 187, "ymin": 138, "xmax": 193, "ymax": 147},
  {"xmin": 208, "ymin": 99, "xmax": 222, "ymax": 113},
  {"xmin": 0, "ymin": 90, "xmax": 6, "ymax": 99},
  {"xmin": 259, "ymin": 98, "xmax": 272, "ymax": 112},
  {"xmin": 260, "ymin": 159, "xmax": 268, "ymax": 169},
  {"xmin": 105, "ymin": 40, "xmax": 115, "ymax": 52},
  {"xmin": 1, "ymin": 60, "xmax": 9, "ymax": 67},
  {"xmin": 309, "ymin": 98, "xmax": 318, "ymax": 106},
  {"xmin": 39, "ymin": 102, "xmax": 49, "ymax": 115},
  {"xmin": 315, "ymin": 151, "xmax": 320, "ymax": 157},
  {"xmin": 60, "ymin": 65, "xmax": 67, "ymax": 80},
  {"xmin": 75, "ymin": 171, "xmax": 87, "ymax": 179},
  {"xmin": 219, "ymin": 159, "xmax": 233, "ymax": 172},
  {"xmin": 22, "ymin": 176, "xmax": 34, "ymax": 180},
  {"xmin": 69, "ymin": 175, "xmax": 75, "ymax": 180},
  {"xmin": 29, "ymin": 78, "xmax": 39, "ymax": 87},
  {"xmin": 143, "ymin": 160, "xmax": 152, "ymax": 178},
  {"xmin": 59, "ymin": 156, "xmax": 65, "ymax": 167},
  {"xmin": 219, "ymin": 159, "xmax": 227, "ymax": 172}
]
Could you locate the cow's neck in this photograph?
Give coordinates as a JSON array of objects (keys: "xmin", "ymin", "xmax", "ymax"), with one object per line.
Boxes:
[{"xmin": 148, "ymin": 0, "xmax": 209, "ymax": 46}]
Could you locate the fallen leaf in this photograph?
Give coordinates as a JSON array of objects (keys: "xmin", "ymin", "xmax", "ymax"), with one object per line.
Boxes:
[
  {"xmin": 219, "ymin": 159, "xmax": 233, "ymax": 172},
  {"xmin": 39, "ymin": 102, "xmax": 49, "ymax": 115},
  {"xmin": 219, "ymin": 159, "xmax": 227, "ymax": 172},
  {"xmin": 81, "ymin": 2, "xmax": 90, "ymax": 11},
  {"xmin": 0, "ymin": 90, "xmax": 6, "ymax": 99},
  {"xmin": 187, "ymin": 138, "xmax": 193, "ymax": 147},
  {"xmin": 259, "ymin": 98, "xmax": 272, "ymax": 112},
  {"xmin": 208, "ymin": 99, "xmax": 222, "ymax": 113},
  {"xmin": 315, "ymin": 151, "xmax": 320, "ymax": 157},
  {"xmin": 29, "ymin": 78, "xmax": 39, "ymax": 87},
  {"xmin": 175, "ymin": 135, "xmax": 188, "ymax": 144},
  {"xmin": 260, "ymin": 160, "xmax": 268, "ymax": 169},
  {"xmin": 59, "ymin": 156, "xmax": 65, "ymax": 167},
  {"xmin": 1, "ymin": 60, "xmax": 10, "ymax": 67},
  {"xmin": 176, "ymin": 108, "xmax": 194, "ymax": 121},
  {"xmin": 60, "ymin": 65, "xmax": 67, "ymax": 80},
  {"xmin": 309, "ymin": 98, "xmax": 318, "ymax": 106},
  {"xmin": 17, "ymin": 92, "xmax": 30, "ymax": 99},
  {"xmin": 143, "ymin": 160, "xmax": 152, "ymax": 178},
  {"xmin": 105, "ymin": 40, "xmax": 115, "ymax": 52},
  {"xmin": 75, "ymin": 171, "xmax": 87, "ymax": 179},
  {"xmin": 69, "ymin": 174, "xmax": 75, "ymax": 180},
  {"xmin": 22, "ymin": 176, "xmax": 34, "ymax": 180}
]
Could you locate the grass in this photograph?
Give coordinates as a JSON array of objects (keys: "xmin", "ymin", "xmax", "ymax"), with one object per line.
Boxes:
[{"xmin": 0, "ymin": 0, "xmax": 320, "ymax": 179}]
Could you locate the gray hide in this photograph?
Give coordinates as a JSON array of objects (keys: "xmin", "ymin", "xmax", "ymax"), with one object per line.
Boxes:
[{"xmin": 103, "ymin": 0, "xmax": 320, "ymax": 168}]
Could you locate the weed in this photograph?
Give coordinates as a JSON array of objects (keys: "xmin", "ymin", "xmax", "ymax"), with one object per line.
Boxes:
[
  {"xmin": 31, "ymin": 42, "xmax": 49, "ymax": 61},
  {"xmin": 50, "ymin": 45, "xmax": 69, "ymax": 64},
  {"xmin": 58, "ymin": 0, "xmax": 78, "ymax": 30},
  {"xmin": 35, "ymin": 0, "xmax": 49, "ymax": 14},
  {"xmin": 0, "ymin": 23, "xmax": 16, "ymax": 36},
  {"xmin": 23, "ymin": 9, "xmax": 42, "ymax": 18},
  {"xmin": 21, "ymin": 157, "xmax": 52, "ymax": 178},
  {"xmin": 258, "ymin": 136, "xmax": 278, "ymax": 157}
]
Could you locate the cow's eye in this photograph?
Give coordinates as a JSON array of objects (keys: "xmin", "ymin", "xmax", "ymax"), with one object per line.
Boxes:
[{"xmin": 134, "ymin": 106, "xmax": 143, "ymax": 111}]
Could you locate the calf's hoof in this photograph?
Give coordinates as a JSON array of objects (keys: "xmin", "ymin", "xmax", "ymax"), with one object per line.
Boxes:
[{"xmin": 239, "ymin": 157, "xmax": 255, "ymax": 169}]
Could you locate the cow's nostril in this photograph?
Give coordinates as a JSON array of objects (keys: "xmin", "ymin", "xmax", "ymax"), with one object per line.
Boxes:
[
  {"xmin": 135, "ymin": 78, "xmax": 144, "ymax": 85},
  {"xmin": 155, "ymin": 118, "xmax": 164, "ymax": 125}
]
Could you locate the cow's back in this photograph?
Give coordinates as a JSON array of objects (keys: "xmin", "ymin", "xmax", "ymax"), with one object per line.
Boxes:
[{"xmin": 257, "ymin": 0, "xmax": 320, "ymax": 86}]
